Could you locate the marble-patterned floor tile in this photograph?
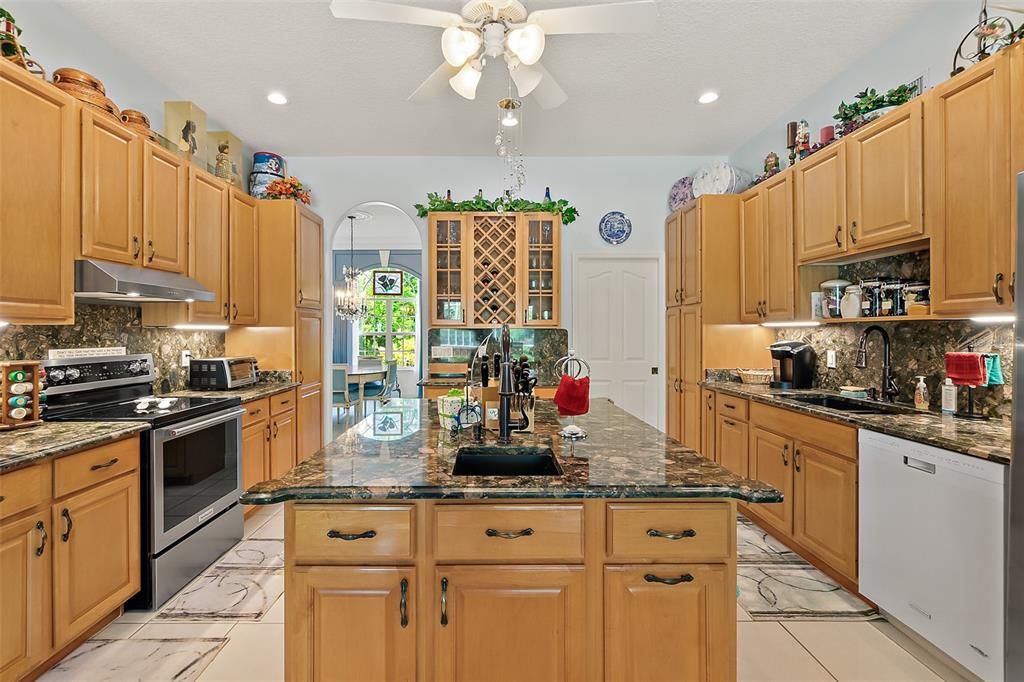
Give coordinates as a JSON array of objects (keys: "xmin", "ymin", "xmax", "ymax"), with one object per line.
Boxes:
[
  {"xmin": 248, "ymin": 513, "xmax": 284, "ymax": 540},
  {"xmin": 785, "ymin": 622, "xmax": 941, "ymax": 681},
  {"xmin": 213, "ymin": 539, "xmax": 284, "ymax": 569},
  {"xmin": 738, "ymin": 622, "xmax": 833, "ymax": 681},
  {"xmin": 737, "ymin": 603, "xmax": 753, "ymax": 622},
  {"xmin": 134, "ymin": 622, "xmax": 236, "ymax": 639},
  {"xmin": 242, "ymin": 513, "xmax": 272, "ymax": 538},
  {"xmin": 738, "ymin": 515, "xmax": 803, "ymax": 564},
  {"xmin": 39, "ymin": 638, "xmax": 226, "ymax": 681},
  {"xmin": 738, "ymin": 564, "xmax": 877, "ymax": 621},
  {"xmin": 157, "ymin": 570, "xmax": 284, "ymax": 621},
  {"xmin": 113, "ymin": 608, "xmax": 160, "ymax": 625},
  {"xmin": 94, "ymin": 622, "xmax": 143, "ymax": 639},
  {"xmin": 197, "ymin": 624, "xmax": 284, "ymax": 682},
  {"xmin": 260, "ymin": 594, "xmax": 284, "ymax": 623}
]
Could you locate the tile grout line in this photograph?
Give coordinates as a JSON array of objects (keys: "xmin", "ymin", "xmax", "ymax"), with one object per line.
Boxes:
[
  {"xmin": 779, "ymin": 622, "xmax": 839, "ymax": 682},
  {"xmin": 870, "ymin": 622, "xmax": 961, "ymax": 681}
]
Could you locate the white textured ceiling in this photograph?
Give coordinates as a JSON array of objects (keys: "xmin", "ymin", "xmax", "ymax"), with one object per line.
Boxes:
[{"xmin": 59, "ymin": 0, "xmax": 934, "ymax": 156}]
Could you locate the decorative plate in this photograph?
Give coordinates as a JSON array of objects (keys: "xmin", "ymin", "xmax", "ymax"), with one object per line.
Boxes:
[
  {"xmin": 599, "ymin": 211, "xmax": 632, "ymax": 245},
  {"xmin": 668, "ymin": 176, "xmax": 694, "ymax": 211}
]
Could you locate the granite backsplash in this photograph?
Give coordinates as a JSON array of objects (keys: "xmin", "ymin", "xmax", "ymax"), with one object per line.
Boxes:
[
  {"xmin": 427, "ymin": 327, "xmax": 569, "ymax": 385},
  {"xmin": 0, "ymin": 303, "xmax": 224, "ymax": 393}
]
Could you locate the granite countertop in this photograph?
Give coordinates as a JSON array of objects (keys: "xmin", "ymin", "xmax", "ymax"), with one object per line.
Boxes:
[
  {"xmin": 164, "ymin": 381, "xmax": 300, "ymax": 403},
  {"xmin": 703, "ymin": 382, "xmax": 1011, "ymax": 465},
  {"xmin": 240, "ymin": 398, "xmax": 782, "ymax": 505},
  {"xmin": 0, "ymin": 422, "xmax": 149, "ymax": 474}
]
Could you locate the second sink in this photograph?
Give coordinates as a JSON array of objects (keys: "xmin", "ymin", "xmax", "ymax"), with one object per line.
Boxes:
[
  {"xmin": 452, "ymin": 445, "xmax": 562, "ymax": 477},
  {"xmin": 785, "ymin": 394, "xmax": 916, "ymax": 415}
]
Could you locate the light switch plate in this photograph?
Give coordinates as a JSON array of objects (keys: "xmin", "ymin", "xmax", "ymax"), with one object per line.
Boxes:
[
  {"xmin": 181, "ymin": 350, "xmax": 192, "ymax": 367},
  {"xmin": 826, "ymin": 349, "xmax": 837, "ymax": 369}
]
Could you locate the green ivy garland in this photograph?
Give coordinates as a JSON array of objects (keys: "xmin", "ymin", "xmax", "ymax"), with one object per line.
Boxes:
[
  {"xmin": 414, "ymin": 192, "xmax": 579, "ymax": 224},
  {"xmin": 833, "ymin": 82, "xmax": 918, "ymax": 124}
]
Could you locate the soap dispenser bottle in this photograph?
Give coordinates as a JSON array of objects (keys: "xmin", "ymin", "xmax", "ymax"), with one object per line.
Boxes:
[
  {"xmin": 941, "ymin": 378, "xmax": 957, "ymax": 414},
  {"xmin": 914, "ymin": 376, "xmax": 930, "ymax": 411}
]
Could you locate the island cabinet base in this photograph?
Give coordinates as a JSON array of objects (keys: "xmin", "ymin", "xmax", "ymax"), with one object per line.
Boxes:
[{"xmin": 283, "ymin": 498, "xmax": 738, "ymax": 682}]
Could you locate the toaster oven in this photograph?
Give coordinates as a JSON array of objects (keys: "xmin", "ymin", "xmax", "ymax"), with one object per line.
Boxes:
[{"xmin": 189, "ymin": 357, "xmax": 259, "ymax": 390}]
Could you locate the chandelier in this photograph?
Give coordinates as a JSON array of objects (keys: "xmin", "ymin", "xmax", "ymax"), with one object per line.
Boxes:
[{"xmin": 334, "ymin": 215, "xmax": 369, "ymax": 322}]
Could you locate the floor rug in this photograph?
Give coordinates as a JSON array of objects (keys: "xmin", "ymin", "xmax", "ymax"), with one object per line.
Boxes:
[{"xmin": 39, "ymin": 638, "xmax": 226, "ymax": 681}]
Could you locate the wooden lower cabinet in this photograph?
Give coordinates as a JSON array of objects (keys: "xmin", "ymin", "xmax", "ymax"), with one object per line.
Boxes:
[
  {"xmin": 434, "ymin": 565, "xmax": 587, "ymax": 681},
  {"xmin": 298, "ymin": 385, "xmax": 323, "ymax": 462},
  {"xmin": 0, "ymin": 512, "xmax": 51, "ymax": 682},
  {"xmin": 269, "ymin": 409, "xmax": 297, "ymax": 480},
  {"xmin": 605, "ymin": 564, "xmax": 732, "ymax": 682},
  {"xmin": 288, "ymin": 566, "xmax": 416, "ymax": 682},
  {"xmin": 241, "ymin": 421, "xmax": 269, "ymax": 504},
  {"xmin": 701, "ymin": 389, "xmax": 716, "ymax": 461},
  {"xmin": 747, "ymin": 428, "xmax": 793, "ymax": 538},
  {"xmin": 716, "ymin": 415, "xmax": 748, "ymax": 478},
  {"xmin": 793, "ymin": 443, "xmax": 858, "ymax": 581}
]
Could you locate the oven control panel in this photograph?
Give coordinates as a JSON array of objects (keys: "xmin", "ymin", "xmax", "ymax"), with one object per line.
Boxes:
[{"xmin": 42, "ymin": 354, "xmax": 155, "ymax": 394}]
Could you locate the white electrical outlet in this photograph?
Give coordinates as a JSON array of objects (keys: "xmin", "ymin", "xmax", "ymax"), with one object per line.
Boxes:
[
  {"xmin": 826, "ymin": 349, "xmax": 837, "ymax": 369},
  {"xmin": 181, "ymin": 350, "xmax": 192, "ymax": 367}
]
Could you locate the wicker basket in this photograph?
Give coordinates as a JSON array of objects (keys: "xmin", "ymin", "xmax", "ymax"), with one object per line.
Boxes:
[
  {"xmin": 736, "ymin": 369, "xmax": 773, "ymax": 385},
  {"xmin": 52, "ymin": 67, "xmax": 105, "ymax": 95}
]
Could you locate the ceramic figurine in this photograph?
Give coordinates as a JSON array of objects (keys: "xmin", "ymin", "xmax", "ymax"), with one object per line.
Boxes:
[
  {"xmin": 796, "ymin": 120, "xmax": 812, "ymax": 159},
  {"xmin": 764, "ymin": 152, "xmax": 780, "ymax": 175},
  {"xmin": 214, "ymin": 142, "xmax": 231, "ymax": 180}
]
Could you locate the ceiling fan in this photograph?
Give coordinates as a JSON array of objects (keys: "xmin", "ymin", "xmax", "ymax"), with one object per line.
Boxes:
[{"xmin": 329, "ymin": 0, "xmax": 659, "ymax": 108}]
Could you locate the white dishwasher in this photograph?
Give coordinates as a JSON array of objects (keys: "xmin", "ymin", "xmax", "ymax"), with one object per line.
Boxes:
[{"xmin": 859, "ymin": 430, "xmax": 1007, "ymax": 682}]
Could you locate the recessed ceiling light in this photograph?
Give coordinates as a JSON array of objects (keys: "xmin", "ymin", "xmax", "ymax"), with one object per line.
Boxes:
[
  {"xmin": 267, "ymin": 91, "xmax": 288, "ymax": 105},
  {"xmin": 697, "ymin": 91, "xmax": 719, "ymax": 105}
]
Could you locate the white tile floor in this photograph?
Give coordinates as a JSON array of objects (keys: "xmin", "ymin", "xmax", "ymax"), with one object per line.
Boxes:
[{"xmin": 45, "ymin": 501, "xmax": 969, "ymax": 682}]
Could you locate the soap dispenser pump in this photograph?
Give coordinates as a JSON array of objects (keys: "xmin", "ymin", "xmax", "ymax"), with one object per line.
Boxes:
[{"xmin": 914, "ymin": 376, "xmax": 929, "ymax": 411}]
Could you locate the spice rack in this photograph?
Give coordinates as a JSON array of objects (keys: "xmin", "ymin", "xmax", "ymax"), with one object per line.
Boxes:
[{"xmin": 0, "ymin": 360, "xmax": 44, "ymax": 430}]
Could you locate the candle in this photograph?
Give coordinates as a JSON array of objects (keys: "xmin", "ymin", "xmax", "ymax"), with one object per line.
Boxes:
[
  {"xmin": 820, "ymin": 125, "xmax": 835, "ymax": 144},
  {"xmin": 786, "ymin": 121, "xmax": 798, "ymax": 148}
]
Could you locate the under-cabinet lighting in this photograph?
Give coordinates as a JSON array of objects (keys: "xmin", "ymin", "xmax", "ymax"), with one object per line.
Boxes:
[
  {"xmin": 0, "ymin": 321, "xmax": 8, "ymax": 328},
  {"xmin": 760, "ymin": 320, "xmax": 822, "ymax": 328},
  {"xmin": 969, "ymin": 314, "xmax": 1015, "ymax": 324},
  {"xmin": 173, "ymin": 324, "xmax": 229, "ymax": 331},
  {"xmin": 126, "ymin": 292, "xmax": 141, "ymax": 297}
]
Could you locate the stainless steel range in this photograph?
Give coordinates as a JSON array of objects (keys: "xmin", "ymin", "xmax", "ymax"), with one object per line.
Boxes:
[{"xmin": 43, "ymin": 353, "xmax": 244, "ymax": 609}]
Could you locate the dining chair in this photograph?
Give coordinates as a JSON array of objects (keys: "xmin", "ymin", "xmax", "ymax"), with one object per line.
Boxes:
[
  {"xmin": 357, "ymin": 355, "xmax": 384, "ymax": 371},
  {"xmin": 363, "ymin": 360, "xmax": 400, "ymax": 413},
  {"xmin": 331, "ymin": 366, "xmax": 362, "ymax": 427}
]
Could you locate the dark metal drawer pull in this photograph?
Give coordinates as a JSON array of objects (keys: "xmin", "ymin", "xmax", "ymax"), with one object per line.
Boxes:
[
  {"xmin": 644, "ymin": 573, "xmax": 694, "ymax": 585},
  {"xmin": 647, "ymin": 528, "xmax": 696, "ymax": 540},
  {"xmin": 399, "ymin": 577, "xmax": 409, "ymax": 628},
  {"xmin": 440, "ymin": 577, "xmax": 449, "ymax": 626},
  {"xmin": 326, "ymin": 529, "xmax": 377, "ymax": 541},
  {"xmin": 61, "ymin": 508, "xmax": 73, "ymax": 542},
  {"xmin": 485, "ymin": 527, "xmax": 534, "ymax": 539},
  {"xmin": 35, "ymin": 521, "xmax": 47, "ymax": 556},
  {"xmin": 723, "ymin": 403, "xmax": 736, "ymax": 410},
  {"xmin": 90, "ymin": 457, "xmax": 119, "ymax": 471}
]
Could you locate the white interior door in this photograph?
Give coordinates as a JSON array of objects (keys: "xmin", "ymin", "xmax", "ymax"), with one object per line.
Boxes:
[{"xmin": 572, "ymin": 255, "xmax": 661, "ymax": 428}]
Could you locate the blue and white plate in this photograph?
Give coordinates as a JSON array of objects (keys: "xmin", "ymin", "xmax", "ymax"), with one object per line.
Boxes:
[{"xmin": 599, "ymin": 211, "xmax": 632, "ymax": 245}]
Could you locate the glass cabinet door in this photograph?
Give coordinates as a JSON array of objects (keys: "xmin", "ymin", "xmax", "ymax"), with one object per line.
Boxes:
[
  {"xmin": 520, "ymin": 215, "xmax": 560, "ymax": 326},
  {"xmin": 431, "ymin": 215, "xmax": 466, "ymax": 325}
]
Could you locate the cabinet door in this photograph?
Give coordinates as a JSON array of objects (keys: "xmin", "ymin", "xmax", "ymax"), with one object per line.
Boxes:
[
  {"xmin": 681, "ymin": 386, "xmax": 701, "ymax": 452},
  {"xmin": 701, "ymin": 389, "xmax": 716, "ymax": 462},
  {"xmin": 927, "ymin": 56, "xmax": 1013, "ymax": 314},
  {"xmin": 81, "ymin": 108, "xmax": 141, "ymax": 265},
  {"xmin": 296, "ymin": 309, "xmax": 323, "ymax": 387},
  {"xmin": 763, "ymin": 172, "xmax": 795, "ymax": 320},
  {"xmin": 434, "ymin": 565, "xmax": 586, "ymax": 682},
  {"xmin": 269, "ymin": 410, "xmax": 296, "ymax": 479},
  {"xmin": 681, "ymin": 202, "xmax": 701, "ymax": 305},
  {"xmin": 793, "ymin": 444, "xmax": 858, "ymax": 581},
  {"xmin": 665, "ymin": 308, "xmax": 681, "ymax": 441},
  {"xmin": 748, "ymin": 427, "xmax": 794, "ymax": 537},
  {"xmin": 0, "ymin": 62, "xmax": 77, "ymax": 324},
  {"xmin": 738, "ymin": 189, "xmax": 764, "ymax": 323},
  {"xmin": 298, "ymin": 385, "xmax": 323, "ymax": 463},
  {"xmin": 716, "ymin": 415, "xmax": 748, "ymax": 478},
  {"xmin": 519, "ymin": 214, "xmax": 560, "ymax": 326},
  {"xmin": 795, "ymin": 144, "xmax": 846, "ymax": 262},
  {"xmin": 665, "ymin": 211, "xmax": 681, "ymax": 307},
  {"xmin": 241, "ymin": 421, "xmax": 268, "ymax": 493},
  {"xmin": 52, "ymin": 473, "xmax": 140, "ymax": 649},
  {"xmin": 229, "ymin": 188, "xmax": 260, "ymax": 325},
  {"xmin": 605, "ymin": 564, "xmax": 732, "ymax": 682},
  {"xmin": 0, "ymin": 513, "xmax": 51, "ymax": 681},
  {"xmin": 297, "ymin": 207, "xmax": 323, "ymax": 310},
  {"xmin": 429, "ymin": 213, "xmax": 469, "ymax": 326},
  {"xmin": 141, "ymin": 141, "xmax": 188, "ymax": 273},
  {"xmin": 188, "ymin": 167, "xmax": 230, "ymax": 323},
  {"xmin": 680, "ymin": 305, "xmax": 702, "ymax": 386},
  {"xmin": 846, "ymin": 100, "xmax": 924, "ymax": 251},
  {"xmin": 288, "ymin": 566, "xmax": 416, "ymax": 682}
]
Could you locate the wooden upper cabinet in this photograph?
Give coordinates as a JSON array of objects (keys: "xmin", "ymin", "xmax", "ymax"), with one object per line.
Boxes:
[
  {"xmin": 763, "ymin": 172, "xmax": 795, "ymax": 321},
  {"xmin": 80, "ymin": 108, "xmax": 141, "ymax": 265},
  {"xmin": 519, "ymin": 214, "xmax": 561, "ymax": 327},
  {"xmin": 188, "ymin": 167, "xmax": 230, "ymax": 323},
  {"xmin": 927, "ymin": 52, "xmax": 1013, "ymax": 314},
  {"xmin": 845, "ymin": 99, "xmax": 924, "ymax": 251},
  {"xmin": 296, "ymin": 309, "xmax": 323, "ymax": 387},
  {"xmin": 738, "ymin": 188, "xmax": 764, "ymax": 323},
  {"xmin": 605, "ymin": 564, "xmax": 732, "ymax": 682},
  {"xmin": 793, "ymin": 443, "xmax": 858, "ymax": 581},
  {"xmin": 296, "ymin": 206, "xmax": 323, "ymax": 310},
  {"xmin": 434, "ymin": 565, "xmax": 587, "ymax": 682},
  {"xmin": 665, "ymin": 210, "xmax": 681, "ymax": 307},
  {"xmin": 228, "ymin": 188, "xmax": 259, "ymax": 325},
  {"xmin": 0, "ymin": 61, "xmax": 77, "ymax": 324},
  {"xmin": 795, "ymin": 143, "xmax": 846, "ymax": 262},
  {"xmin": 748, "ymin": 427, "xmax": 794, "ymax": 538},
  {"xmin": 141, "ymin": 140, "xmax": 188, "ymax": 273},
  {"xmin": 0, "ymin": 512, "xmax": 51, "ymax": 681},
  {"xmin": 428, "ymin": 213, "xmax": 469, "ymax": 326},
  {"xmin": 680, "ymin": 202, "xmax": 701, "ymax": 305}
]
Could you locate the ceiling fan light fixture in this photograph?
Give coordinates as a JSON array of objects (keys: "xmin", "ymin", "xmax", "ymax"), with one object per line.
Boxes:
[
  {"xmin": 506, "ymin": 23, "xmax": 545, "ymax": 65},
  {"xmin": 449, "ymin": 61, "xmax": 483, "ymax": 100},
  {"xmin": 441, "ymin": 26, "xmax": 482, "ymax": 67},
  {"xmin": 508, "ymin": 60, "xmax": 542, "ymax": 97}
]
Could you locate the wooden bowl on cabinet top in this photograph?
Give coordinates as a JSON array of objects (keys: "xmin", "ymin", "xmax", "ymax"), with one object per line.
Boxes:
[{"xmin": 52, "ymin": 67, "xmax": 106, "ymax": 95}]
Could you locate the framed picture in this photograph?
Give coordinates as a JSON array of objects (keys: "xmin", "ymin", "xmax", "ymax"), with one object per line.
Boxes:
[
  {"xmin": 372, "ymin": 270, "xmax": 404, "ymax": 296},
  {"xmin": 373, "ymin": 411, "xmax": 404, "ymax": 437}
]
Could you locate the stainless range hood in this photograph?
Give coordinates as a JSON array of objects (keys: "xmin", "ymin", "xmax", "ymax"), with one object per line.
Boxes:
[{"xmin": 74, "ymin": 259, "xmax": 215, "ymax": 303}]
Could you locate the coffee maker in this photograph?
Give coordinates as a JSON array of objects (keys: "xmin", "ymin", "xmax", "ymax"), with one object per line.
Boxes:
[{"xmin": 768, "ymin": 340, "xmax": 816, "ymax": 389}]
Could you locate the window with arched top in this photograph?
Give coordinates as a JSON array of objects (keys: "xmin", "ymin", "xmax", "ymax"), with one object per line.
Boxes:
[{"xmin": 354, "ymin": 270, "xmax": 420, "ymax": 369}]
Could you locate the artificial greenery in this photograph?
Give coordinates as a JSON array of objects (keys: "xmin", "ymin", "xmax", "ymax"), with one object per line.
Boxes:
[
  {"xmin": 834, "ymin": 82, "xmax": 918, "ymax": 123},
  {"xmin": 414, "ymin": 192, "xmax": 579, "ymax": 224},
  {"xmin": 0, "ymin": 8, "xmax": 28, "ymax": 59}
]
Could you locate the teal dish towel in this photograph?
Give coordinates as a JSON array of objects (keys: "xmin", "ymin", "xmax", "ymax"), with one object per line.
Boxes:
[{"xmin": 986, "ymin": 354, "xmax": 1005, "ymax": 386}]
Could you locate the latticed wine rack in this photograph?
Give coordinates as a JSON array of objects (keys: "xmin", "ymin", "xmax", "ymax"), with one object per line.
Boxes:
[{"xmin": 427, "ymin": 212, "xmax": 561, "ymax": 328}]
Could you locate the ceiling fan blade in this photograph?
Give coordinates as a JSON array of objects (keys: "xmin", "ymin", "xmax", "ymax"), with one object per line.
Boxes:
[
  {"xmin": 527, "ymin": 0, "xmax": 659, "ymax": 34},
  {"xmin": 408, "ymin": 62, "xmax": 460, "ymax": 102},
  {"xmin": 530, "ymin": 63, "xmax": 568, "ymax": 110},
  {"xmin": 329, "ymin": 0, "xmax": 463, "ymax": 28}
]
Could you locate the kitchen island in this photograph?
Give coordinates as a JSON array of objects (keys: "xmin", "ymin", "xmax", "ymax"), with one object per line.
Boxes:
[{"xmin": 241, "ymin": 398, "xmax": 780, "ymax": 681}]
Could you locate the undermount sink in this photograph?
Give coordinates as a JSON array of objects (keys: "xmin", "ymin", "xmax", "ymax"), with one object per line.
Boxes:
[
  {"xmin": 785, "ymin": 394, "xmax": 916, "ymax": 416},
  {"xmin": 452, "ymin": 445, "xmax": 562, "ymax": 477}
]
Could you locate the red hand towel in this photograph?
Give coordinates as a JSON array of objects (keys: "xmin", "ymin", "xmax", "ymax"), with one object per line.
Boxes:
[
  {"xmin": 945, "ymin": 352, "xmax": 986, "ymax": 386},
  {"xmin": 553, "ymin": 375, "xmax": 590, "ymax": 416}
]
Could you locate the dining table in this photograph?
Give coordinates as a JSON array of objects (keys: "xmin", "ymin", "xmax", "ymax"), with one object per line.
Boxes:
[{"xmin": 339, "ymin": 362, "xmax": 388, "ymax": 416}]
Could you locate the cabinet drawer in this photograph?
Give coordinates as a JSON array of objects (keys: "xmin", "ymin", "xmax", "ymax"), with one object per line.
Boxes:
[
  {"xmin": 715, "ymin": 393, "xmax": 748, "ymax": 421},
  {"xmin": 292, "ymin": 504, "xmax": 415, "ymax": 564},
  {"xmin": 433, "ymin": 504, "xmax": 584, "ymax": 563},
  {"xmin": 606, "ymin": 502, "xmax": 732, "ymax": 562},
  {"xmin": 243, "ymin": 398, "xmax": 270, "ymax": 428},
  {"xmin": 749, "ymin": 402, "xmax": 857, "ymax": 460},
  {"xmin": 271, "ymin": 390, "xmax": 296, "ymax": 416},
  {"xmin": 0, "ymin": 461, "xmax": 50, "ymax": 520},
  {"xmin": 53, "ymin": 437, "xmax": 139, "ymax": 499}
]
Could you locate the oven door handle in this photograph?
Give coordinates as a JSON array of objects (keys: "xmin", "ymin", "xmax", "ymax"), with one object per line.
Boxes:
[{"xmin": 159, "ymin": 408, "xmax": 247, "ymax": 440}]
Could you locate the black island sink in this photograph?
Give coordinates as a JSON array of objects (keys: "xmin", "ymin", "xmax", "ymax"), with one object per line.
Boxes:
[
  {"xmin": 783, "ymin": 394, "xmax": 917, "ymax": 416},
  {"xmin": 452, "ymin": 445, "xmax": 562, "ymax": 477}
]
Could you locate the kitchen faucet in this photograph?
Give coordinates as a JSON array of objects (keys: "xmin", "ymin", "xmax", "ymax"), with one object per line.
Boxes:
[
  {"xmin": 855, "ymin": 325, "xmax": 899, "ymax": 402},
  {"xmin": 496, "ymin": 324, "xmax": 529, "ymax": 444}
]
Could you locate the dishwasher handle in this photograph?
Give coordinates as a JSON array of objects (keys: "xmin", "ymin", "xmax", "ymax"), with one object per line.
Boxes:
[{"xmin": 903, "ymin": 456, "xmax": 936, "ymax": 475}]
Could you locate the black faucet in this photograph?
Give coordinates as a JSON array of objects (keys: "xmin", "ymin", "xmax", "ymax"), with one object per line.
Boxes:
[
  {"xmin": 496, "ymin": 324, "xmax": 529, "ymax": 443},
  {"xmin": 855, "ymin": 325, "xmax": 899, "ymax": 402}
]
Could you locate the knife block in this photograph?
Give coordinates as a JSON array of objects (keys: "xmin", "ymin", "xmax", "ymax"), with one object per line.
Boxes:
[{"xmin": 0, "ymin": 361, "xmax": 44, "ymax": 430}]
